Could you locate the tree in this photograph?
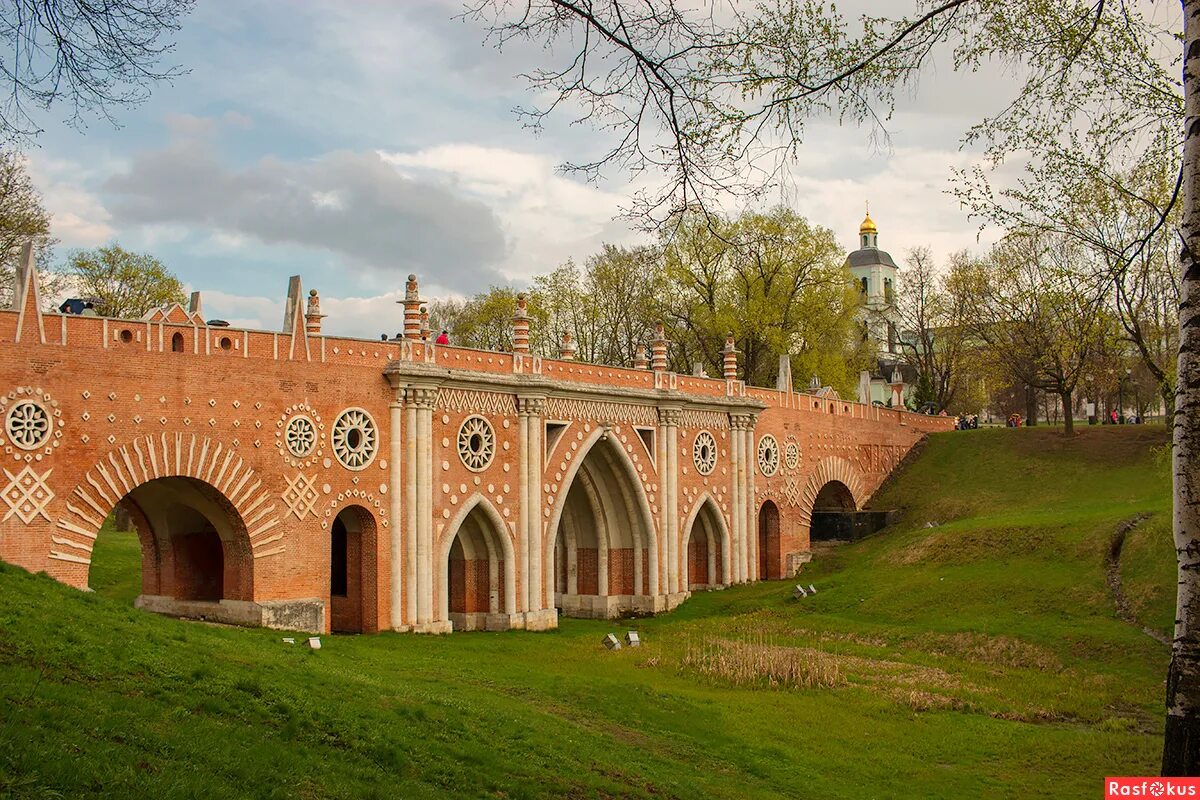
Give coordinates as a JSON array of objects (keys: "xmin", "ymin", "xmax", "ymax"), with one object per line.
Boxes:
[
  {"xmin": 895, "ymin": 247, "xmax": 977, "ymax": 413},
  {"xmin": 469, "ymin": 1, "xmax": 1200, "ymax": 771},
  {"xmin": 0, "ymin": 148, "xmax": 61, "ymax": 307},
  {"xmin": 0, "ymin": 0, "xmax": 193, "ymax": 142},
  {"xmin": 967, "ymin": 230, "xmax": 1114, "ymax": 436},
  {"xmin": 427, "ymin": 286, "xmax": 547, "ymax": 353},
  {"xmin": 67, "ymin": 244, "xmax": 184, "ymax": 318},
  {"xmin": 956, "ymin": 125, "xmax": 1182, "ymax": 426},
  {"xmin": 659, "ymin": 208, "xmax": 868, "ymax": 393}
]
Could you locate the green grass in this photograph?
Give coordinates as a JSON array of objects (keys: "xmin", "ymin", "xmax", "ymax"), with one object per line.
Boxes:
[{"xmin": 0, "ymin": 426, "xmax": 1175, "ymax": 798}]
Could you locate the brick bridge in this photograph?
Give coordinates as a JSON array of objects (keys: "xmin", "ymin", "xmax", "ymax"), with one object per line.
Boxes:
[{"xmin": 0, "ymin": 251, "xmax": 951, "ymax": 633}]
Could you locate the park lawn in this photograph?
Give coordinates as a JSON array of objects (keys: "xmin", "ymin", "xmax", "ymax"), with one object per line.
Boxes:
[{"xmin": 0, "ymin": 425, "xmax": 1175, "ymax": 799}]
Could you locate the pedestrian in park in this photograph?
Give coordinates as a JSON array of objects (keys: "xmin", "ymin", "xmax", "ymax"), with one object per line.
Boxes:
[{"xmin": 435, "ymin": 329, "xmax": 450, "ymax": 345}]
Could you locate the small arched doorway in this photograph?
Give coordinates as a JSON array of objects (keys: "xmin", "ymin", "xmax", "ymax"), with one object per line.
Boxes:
[
  {"xmin": 330, "ymin": 505, "xmax": 378, "ymax": 633},
  {"xmin": 171, "ymin": 331, "xmax": 185, "ymax": 352},
  {"xmin": 684, "ymin": 498, "xmax": 726, "ymax": 590},
  {"xmin": 809, "ymin": 481, "xmax": 857, "ymax": 541},
  {"xmin": 442, "ymin": 498, "xmax": 515, "ymax": 631},
  {"xmin": 758, "ymin": 500, "xmax": 781, "ymax": 580}
]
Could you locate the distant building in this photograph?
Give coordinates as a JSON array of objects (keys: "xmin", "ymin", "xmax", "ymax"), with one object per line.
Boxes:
[
  {"xmin": 846, "ymin": 210, "xmax": 901, "ymax": 357},
  {"xmin": 847, "ymin": 211, "xmax": 911, "ymax": 408}
]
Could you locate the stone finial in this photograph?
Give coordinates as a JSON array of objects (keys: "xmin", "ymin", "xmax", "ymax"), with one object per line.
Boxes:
[
  {"xmin": 512, "ymin": 292, "xmax": 530, "ymax": 354},
  {"xmin": 283, "ymin": 275, "xmax": 311, "ymax": 361},
  {"xmin": 559, "ymin": 331, "xmax": 578, "ymax": 360},
  {"xmin": 399, "ymin": 273, "xmax": 422, "ymax": 340},
  {"xmin": 722, "ymin": 332, "xmax": 738, "ymax": 381},
  {"xmin": 305, "ymin": 288, "xmax": 326, "ymax": 336},
  {"xmin": 419, "ymin": 305, "xmax": 430, "ymax": 341},
  {"xmin": 633, "ymin": 344, "xmax": 649, "ymax": 370},
  {"xmin": 650, "ymin": 322, "xmax": 668, "ymax": 372},
  {"xmin": 776, "ymin": 353, "xmax": 793, "ymax": 391},
  {"xmin": 13, "ymin": 240, "xmax": 44, "ymax": 344}
]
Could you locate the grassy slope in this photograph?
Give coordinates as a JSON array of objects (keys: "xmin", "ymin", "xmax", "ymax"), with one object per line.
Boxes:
[{"xmin": 0, "ymin": 426, "xmax": 1174, "ymax": 799}]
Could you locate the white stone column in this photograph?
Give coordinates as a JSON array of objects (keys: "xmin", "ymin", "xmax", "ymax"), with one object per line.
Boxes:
[
  {"xmin": 410, "ymin": 385, "xmax": 437, "ymax": 627},
  {"xmin": 404, "ymin": 396, "xmax": 418, "ymax": 625},
  {"xmin": 519, "ymin": 395, "xmax": 552, "ymax": 629},
  {"xmin": 389, "ymin": 399, "xmax": 405, "ymax": 628},
  {"xmin": 660, "ymin": 407, "xmax": 681, "ymax": 596},
  {"xmin": 527, "ymin": 397, "xmax": 544, "ymax": 613},
  {"xmin": 729, "ymin": 414, "xmax": 746, "ymax": 584},
  {"xmin": 656, "ymin": 417, "xmax": 669, "ymax": 595},
  {"xmin": 517, "ymin": 409, "xmax": 530, "ymax": 612},
  {"xmin": 745, "ymin": 421, "xmax": 758, "ymax": 581}
]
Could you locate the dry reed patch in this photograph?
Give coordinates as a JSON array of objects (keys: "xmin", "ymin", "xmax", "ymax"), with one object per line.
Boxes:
[
  {"xmin": 680, "ymin": 635, "xmax": 844, "ymax": 690},
  {"xmin": 919, "ymin": 632, "xmax": 1061, "ymax": 671}
]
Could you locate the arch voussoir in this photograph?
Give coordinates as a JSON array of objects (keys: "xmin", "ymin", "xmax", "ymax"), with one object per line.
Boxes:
[
  {"xmin": 53, "ymin": 433, "xmax": 281, "ymax": 568},
  {"xmin": 797, "ymin": 456, "xmax": 866, "ymax": 526}
]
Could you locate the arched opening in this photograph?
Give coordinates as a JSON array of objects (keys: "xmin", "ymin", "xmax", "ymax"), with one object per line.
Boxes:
[
  {"xmin": 330, "ymin": 505, "xmax": 378, "ymax": 634},
  {"xmin": 171, "ymin": 331, "xmax": 185, "ymax": 352},
  {"xmin": 86, "ymin": 476, "xmax": 254, "ymax": 623},
  {"xmin": 550, "ymin": 432, "xmax": 656, "ymax": 619},
  {"xmin": 758, "ymin": 500, "xmax": 781, "ymax": 579},
  {"xmin": 809, "ymin": 481, "xmax": 857, "ymax": 542},
  {"xmin": 684, "ymin": 498, "xmax": 725, "ymax": 591},
  {"xmin": 442, "ymin": 498, "xmax": 514, "ymax": 631}
]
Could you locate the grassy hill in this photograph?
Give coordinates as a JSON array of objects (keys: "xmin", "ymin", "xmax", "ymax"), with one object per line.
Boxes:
[{"xmin": 0, "ymin": 426, "xmax": 1174, "ymax": 799}]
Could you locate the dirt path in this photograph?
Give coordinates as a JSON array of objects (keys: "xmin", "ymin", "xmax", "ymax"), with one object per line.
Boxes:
[{"xmin": 1106, "ymin": 513, "xmax": 1171, "ymax": 645}]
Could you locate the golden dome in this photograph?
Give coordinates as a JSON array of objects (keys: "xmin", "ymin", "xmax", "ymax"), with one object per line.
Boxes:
[{"xmin": 860, "ymin": 213, "xmax": 877, "ymax": 235}]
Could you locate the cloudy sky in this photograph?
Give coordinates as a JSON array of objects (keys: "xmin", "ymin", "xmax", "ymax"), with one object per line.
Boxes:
[{"xmin": 26, "ymin": 1, "xmax": 1024, "ymax": 338}]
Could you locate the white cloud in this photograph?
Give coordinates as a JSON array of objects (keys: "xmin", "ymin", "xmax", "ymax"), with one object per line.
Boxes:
[
  {"xmin": 25, "ymin": 154, "xmax": 115, "ymax": 248},
  {"xmin": 382, "ymin": 144, "xmax": 642, "ymax": 281},
  {"xmin": 103, "ymin": 143, "xmax": 511, "ymax": 291}
]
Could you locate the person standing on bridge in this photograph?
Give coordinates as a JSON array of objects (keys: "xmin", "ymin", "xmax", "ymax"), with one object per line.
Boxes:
[{"xmin": 435, "ymin": 329, "xmax": 450, "ymax": 345}]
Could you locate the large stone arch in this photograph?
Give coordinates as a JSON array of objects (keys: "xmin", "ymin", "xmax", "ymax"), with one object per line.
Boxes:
[
  {"xmin": 544, "ymin": 426, "xmax": 659, "ymax": 618},
  {"xmin": 681, "ymin": 493, "xmax": 729, "ymax": 590},
  {"xmin": 54, "ymin": 433, "xmax": 283, "ymax": 573},
  {"xmin": 437, "ymin": 493, "xmax": 518, "ymax": 631},
  {"xmin": 797, "ymin": 456, "xmax": 867, "ymax": 526}
]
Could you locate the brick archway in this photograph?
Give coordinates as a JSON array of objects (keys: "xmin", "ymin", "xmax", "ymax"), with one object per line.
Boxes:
[
  {"xmin": 53, "ymin": 433, "xmax": 283, "ymax": 576},
  {"xmin": 438, "ymin": 493, "xmax": 517, "ymax": 630},
  {"xmin": 80, "ymin": 474, "xmax": 256, "ymax": 616},
  {"xmin": 681, "ymin": 493, "xmax": 729, "ymax": 589},
  {"xmin": 544, "ymin": 426, "xmax": 659, "ymax": 618},
  {"xmin": 330, "ymin": 504, "xmax": 379, "ymax": 634},
  {"xmin": 797, "ymin": 456, "xmax": 866, "ymax": 526}
]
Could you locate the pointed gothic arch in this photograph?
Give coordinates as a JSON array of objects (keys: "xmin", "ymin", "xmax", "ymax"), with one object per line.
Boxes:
[
  {"xmin": 544, "ymin": 426, "xmax": 659, "ymax": 618},
  {"xmin": 438, "ymin": 493, "xmax": 517, "ymax": 631},
  {"xmin": 681, "ymin": 493, "xmax": 729, "ymax": 590}
]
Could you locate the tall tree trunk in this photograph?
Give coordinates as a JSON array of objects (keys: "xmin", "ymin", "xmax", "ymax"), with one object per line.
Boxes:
[
  {"xmin": 1163, "ymin": 380, "xmax": 1178, "ymax": 429},
  {"xmin": 1061, "ymin": 389, "xmax": 1074, "ymax": 435},
  {"xmin": 1024, "ymin": 385, "xmax": 1038, "ymax": 426},
  {"xmin": 1163, "ymin": 0, "xmax": 1200, "ymax": 776}
]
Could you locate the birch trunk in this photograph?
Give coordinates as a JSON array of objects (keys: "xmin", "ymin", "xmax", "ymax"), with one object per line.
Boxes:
[{"xmin": 1163, "ymin": 0, "xmax": 1200, "ymax": 776}]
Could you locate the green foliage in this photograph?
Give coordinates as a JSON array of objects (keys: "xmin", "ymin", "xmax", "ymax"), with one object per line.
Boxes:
[
  {"xmin": 66, "ymin": 244, "xmax": 185, "ymax": 319},
  {"xmin": 0, "ymin": 149, "xmax": 62, "ymax": 308},
  {"xmin": 660, "ymin": 208, "xmax": 868, "ymax": 393}
]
